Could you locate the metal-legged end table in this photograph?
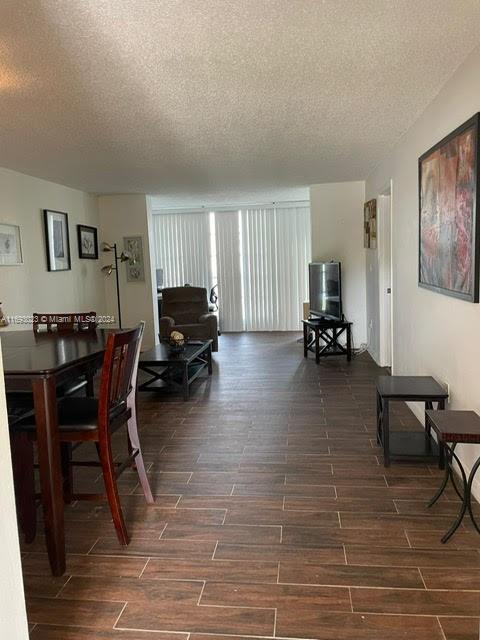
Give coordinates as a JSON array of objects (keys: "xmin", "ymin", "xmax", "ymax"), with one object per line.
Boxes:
[{"xmin": 425, "ymin": 409, "xmax": 480, "ymax": 543}]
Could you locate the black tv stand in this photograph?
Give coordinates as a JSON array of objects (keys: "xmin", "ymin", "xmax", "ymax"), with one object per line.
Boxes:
[{"xmin": 302, "ymin": 316, "xmax": 352, "ymax": 363}]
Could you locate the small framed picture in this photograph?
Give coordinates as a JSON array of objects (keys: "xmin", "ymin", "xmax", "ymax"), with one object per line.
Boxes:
[
  {"xmin": 77, "ymin": 224, "xmax": 98, "ymax": 259},
  {"xmin": 0, "ymin": 223, "xmax": 23, "ymax": 266},
  {"xmin": 124, "ymin": 235, "xmax": 145, "ymax": 282},
  {"xmin": 363, "ymin": 199, "xmax": 377, "ymax": 249},
  {"xmin": 43, "ymin": 209, "xmax": 71, "ymax": 271}
]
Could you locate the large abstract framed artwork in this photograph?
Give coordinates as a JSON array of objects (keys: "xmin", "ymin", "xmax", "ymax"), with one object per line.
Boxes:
[
  {"xmin": 43, "ymin": 209, "xmax": 71, "ymax": 271},
  {"xmin": 419, "ymin": 113, "xmax": 480, "ymax": 302}
]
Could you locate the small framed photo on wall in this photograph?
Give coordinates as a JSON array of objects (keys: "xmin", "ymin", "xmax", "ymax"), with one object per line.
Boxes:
[
  {"xmin": 43, "ymin": 209, "xmax": 71, "ymax": 271},
  {"xmin": 0, "ymin": 223, "xmax": 23, "ymax": 265},
  {"xmin": 124, "ymin": 235, "xmax": 145, "ymax": 281},
  {"xmin": 364, "ymin": 199, "xmax": 377, "ymax": 249},
  {"xmin": 77, "ymin": 224, "xmax": 98, "ymax": 259}
]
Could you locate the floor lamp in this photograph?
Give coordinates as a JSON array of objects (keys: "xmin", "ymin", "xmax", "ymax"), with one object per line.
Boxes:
[{"xmin": 101, "ymin": 242, "xmax": 131, "ymax": 329}]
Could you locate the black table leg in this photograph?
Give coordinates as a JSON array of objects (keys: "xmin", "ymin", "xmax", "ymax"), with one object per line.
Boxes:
[
  {"xmin": 382, "ymin": 398, "xmax": 390, "ymax": 467},
  {"xmin": 303, "ymin": 322, "xmax": 308, "ymax": 358},
  {"xmin": 315, "ymin": 328, "xmax": 320, "ymax": 364},
  {"xmin": 425, "ymin": 402, "xmax": 433, "ymax": 453},
  {"xmin": 466, "ymin": 456, "xmax": 480, "ymax": 535},
  {"xmin": 437, "ymin": 398, "xmax": 446, "ymax": 468},
  {"xmin": 183, "ymin": 363, "xmax": 189, "ymax": 401},
  {"xmin": 346, "ymin": 324, "xmax": 352, "ymax": 361},
  {"xmin": 439, "ymin": 445, "xmax": 469, "ymax": 543},
  {"xmin": 427, "ymin": 442, "xmax": 452, "ymax": 508},
  {"xmin": 207, "ymin": 344, "xmax": 213, "ymax": 374},
  {"xmin": 376, "ymin": 390, "xmax": 381, "ymax": 445}
]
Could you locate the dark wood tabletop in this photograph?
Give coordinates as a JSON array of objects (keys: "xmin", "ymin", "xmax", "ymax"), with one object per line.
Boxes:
[
  {"xmin": 139, "ymin": 340, "xmax": 212, "ymax": 366},
  {"xmin": 376, "ymin": 375, "xmax": 448, "ymax": 399},
  {"xmin": 426, "ymin": 410, "xmax": 480, "ymax": 444},
  {"xmin": 1, "ymin": 329, "xmax": 112, "ymax": 375},
  {"xmin": 302, "ymin": 318, "xmax": 352, "ymax": 326}
]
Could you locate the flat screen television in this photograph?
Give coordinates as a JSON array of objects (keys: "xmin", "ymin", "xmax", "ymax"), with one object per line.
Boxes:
[{"xmin": 309, "ymin": 262, "xmax": 342, "ymax": 320}]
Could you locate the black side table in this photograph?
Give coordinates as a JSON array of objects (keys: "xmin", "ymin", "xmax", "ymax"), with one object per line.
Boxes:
[
  {"xmin": 376, "ymin": 376, "xmax": 448, "ymax": 467},
  {"xmin": 302, "ymin": 318, "xmax": 352, "ymax": 363},
  {"xmin": 425, "ymin": 410, "xmax": 480, "ymax": 543}
]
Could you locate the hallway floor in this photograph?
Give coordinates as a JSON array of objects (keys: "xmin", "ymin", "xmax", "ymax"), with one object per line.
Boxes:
[{"xmin": 23, "ymin": 333, "xmax": 480, "ymax": 639}]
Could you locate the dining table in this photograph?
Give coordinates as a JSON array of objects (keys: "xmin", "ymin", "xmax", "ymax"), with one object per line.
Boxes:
[{"xmin": 1, "ymin": 328, "xmax": 112, "ymax": 576}]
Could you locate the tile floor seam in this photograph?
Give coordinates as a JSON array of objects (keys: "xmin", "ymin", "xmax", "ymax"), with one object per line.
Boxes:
[
  {"xmin": 138, "ymin": 557, "xmax": 151, "ymax": 578},
  {"xmin": 112, "ymin": 601, "xmax": 128, "ymax": 629},
  {"xmin": 211, "ymin": 541, "xmax": 219, "ymax": 559},
  {"xmin": 196, "ymin": 580, "xmax": 206, "ymax": 605},
  {"xmin": 53, "ymin": 574, "xmax": 72, "ymax": 599},
  {"xmin": 401, "ymin": 528, "xmax": 415, "ymax": 548},
  {"xmin": 436, "ymin": 617, "xmax": 448, "ymax": 640},
  {"xmin": 157, "ymin": 523, "xmax": 168, "ymax": 540},
  {"xmin": 85, "ymin": 538, "xmax": 100, "ymax": 555}
]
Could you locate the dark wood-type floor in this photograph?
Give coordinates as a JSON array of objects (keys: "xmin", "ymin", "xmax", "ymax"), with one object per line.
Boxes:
[{"xmin": 22, "ymin": 333, "xmax": 480, "ymax": 639}]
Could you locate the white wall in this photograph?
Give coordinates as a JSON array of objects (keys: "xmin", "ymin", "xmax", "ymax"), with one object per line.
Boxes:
[
  {"xmin": 0, "ymin": 349, "xmax": 29, "ymax": 639},
  {"xmin": 366, "ymin": 43, "xmax": 480, "ymax": 492},
  {"xmin": 0, "ymin": 167, "xmax": 105, "ymax": 325},
  {"xmin": 98, "ymin": 195, "xmax": 157, "ymax": 349},
  {"xmin": 310, "ymin": 181, "xmax": 367, "ymax": 346}
]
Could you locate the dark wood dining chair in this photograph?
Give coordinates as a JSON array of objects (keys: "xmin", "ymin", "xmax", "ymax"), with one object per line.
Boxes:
[{"xmin": 12, "ymin": 324, "xmax": 154, "ymax": 545}]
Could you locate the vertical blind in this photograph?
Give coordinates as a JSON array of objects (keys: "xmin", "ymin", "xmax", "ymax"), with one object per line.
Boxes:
[
  {"xmin": 153, "ymin": 205, "xmax": 311, "ymax": 331},
  {"xmin": 152, "ymin": 211, "xmax": 211, "ymax": 289},
  {"xmin": 275, "ymin": 207, "xmax": 312, "ymax": 330},
  {"xmin": 242, "ymin": 208, "xmax": 279, "ymax": 331},
  {"xmin": 215, "ymin": 211, "xmax": 245, "ymax": 331}
]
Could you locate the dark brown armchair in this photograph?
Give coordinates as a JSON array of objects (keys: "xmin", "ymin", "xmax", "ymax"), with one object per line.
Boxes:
[{"xmin": 159, "ymin": 286, "xmax": 218, "ymax": 351}]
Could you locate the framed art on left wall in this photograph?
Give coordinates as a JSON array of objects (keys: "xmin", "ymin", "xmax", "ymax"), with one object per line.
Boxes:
[
  {"xmin": 0, "ymin": 223, "xmax": 22, "ymax": 265},
  {"xmin": 77, "ymin": 224, "xmax": 98, "ymax": 259},
  {"xmin": 43, "ymin": 209, "xmax": 71, "ymax": 271}
]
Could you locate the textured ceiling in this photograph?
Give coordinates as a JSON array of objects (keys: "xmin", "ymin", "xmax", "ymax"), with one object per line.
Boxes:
[{"xmin": 1, "ymin": 0, "xmax": 480, "ymax": 202}]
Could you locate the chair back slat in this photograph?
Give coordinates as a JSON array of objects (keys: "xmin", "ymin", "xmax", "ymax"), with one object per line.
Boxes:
[
  {"xmin": 130, "ymin": 321, "xmax": 146, "ymax": 392},
  {"xmin": 98, "ymin": 326, "xmax": 142, "ymax": 430},
  {"xmin": 33, "ymin": 312, "xmax": 97, "ymax": 333}
]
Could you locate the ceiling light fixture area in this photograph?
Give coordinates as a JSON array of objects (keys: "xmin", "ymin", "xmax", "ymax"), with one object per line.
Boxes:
[{"xmin": 101, "ymin": 242, "xmax": 135, "ymax": 329}]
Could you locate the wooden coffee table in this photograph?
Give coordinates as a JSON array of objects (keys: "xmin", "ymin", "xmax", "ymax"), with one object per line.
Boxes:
[{"xmin": 138, "ymin": 340, "xmax": 212, "ymax": 400}]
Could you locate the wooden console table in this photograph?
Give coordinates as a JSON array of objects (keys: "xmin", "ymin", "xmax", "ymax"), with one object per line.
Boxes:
[{"xmin": 302, "ymin": 317, "xmax": 352, "ymax": 363}]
